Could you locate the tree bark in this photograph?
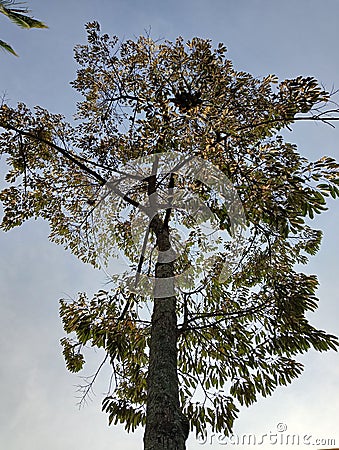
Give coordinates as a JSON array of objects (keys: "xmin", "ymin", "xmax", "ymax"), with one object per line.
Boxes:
[{"xmin": 144, "ymin": 217, "xmax": 189, "ymax": 450}]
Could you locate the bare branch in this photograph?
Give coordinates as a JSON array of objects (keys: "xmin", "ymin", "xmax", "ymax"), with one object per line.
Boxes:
[{"xmin": 76, "ymin": 354, "xmax": 109, "ymax": 408}]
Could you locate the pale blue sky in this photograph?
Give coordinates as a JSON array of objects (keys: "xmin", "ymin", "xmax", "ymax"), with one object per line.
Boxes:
[{"xmin": 0, "ymin": 1, "xmax": 338, "ymax": 449}]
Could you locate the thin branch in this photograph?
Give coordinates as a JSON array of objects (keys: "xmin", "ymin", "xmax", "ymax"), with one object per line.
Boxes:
[
  {"xmin": 117, "ymin": 296, "xmax": 133, "ymax": 321},
  {"xmin": 135, "ymin": 225, "xmax": 151, "ymax": 288},
  {"xmin": 184, "ymin": 298, "xmax": 273, "ymax": 331},
  {"xmin": 233, "ymin": 112, "xmax": 339, "ymax": 135},
  {"xmin": 77, "ymin": 354, "xmax": 109, "ymax": 408},
  {"xmin": 1, "ymin": 121, "xmax": 146, "ymax": 209},
  {"xmin": 182, "ymin": 333, "xmax": 213, "ymax": 405},
  {"xmin": 0, "ymin": 122, "xmax": 107, "ymax": 185}
]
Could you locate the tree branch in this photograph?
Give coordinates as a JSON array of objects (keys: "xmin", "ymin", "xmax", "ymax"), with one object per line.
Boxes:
[
  {"xmin": 0, "ymin": 121, "xmax": 107, "ymax": 185},
  {"xmin": 233, "ymin": 112, "xmax": 339, "ymax": 134},
  {"xmin": 0, "ymin": 121, "xmax": 148, "ymax": 210},
  {"xmin": 76, "ymin": 353, "xmax": 109, "ymax": 407},
  {"xmin": 183, "ymin": 298, "xmax": 273, "ymax": 332}
]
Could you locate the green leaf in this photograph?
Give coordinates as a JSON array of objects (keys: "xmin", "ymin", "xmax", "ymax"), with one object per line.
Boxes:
[
  {"xmin": 0, "ymin": 38, "xmax": 17, "ymax": 55},
  {"xmin": 0, "ymin": 5, "xmax": 47, "ymax": 29}
]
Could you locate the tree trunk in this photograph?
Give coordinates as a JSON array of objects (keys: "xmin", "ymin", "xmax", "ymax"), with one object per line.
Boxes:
[{"xmin": 144, "ymin": 217, "xmax": 189, "ymax": 450}]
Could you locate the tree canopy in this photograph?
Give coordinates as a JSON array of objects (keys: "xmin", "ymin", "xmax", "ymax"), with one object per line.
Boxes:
[{"xmin": 0, "ymin": 22, "xmax": 338, "ymax": 449}]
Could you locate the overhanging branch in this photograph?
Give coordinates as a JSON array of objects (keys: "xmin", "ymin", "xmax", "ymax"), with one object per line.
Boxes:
[
  {"xmin": 0, "ymin": 121, "xmax": 107, "ymax": 185},
  {"xmin": 0, "ymin": 121, "xmax": 145, "ymax": 210},
  {"xmin": 234, "ymin": 113, "xmax": 339, "ymax": 134}
]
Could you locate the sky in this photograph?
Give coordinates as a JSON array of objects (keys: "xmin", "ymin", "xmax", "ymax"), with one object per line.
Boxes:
[{"xmin": 0, "ymin": 1, "xmax": 338, "ymax": 449}]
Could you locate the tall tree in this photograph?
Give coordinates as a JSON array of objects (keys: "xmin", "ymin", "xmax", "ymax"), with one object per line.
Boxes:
[
  {"xmin": 0, "ymin": 22, "xmax": 339, "ymax": 450},
  {"xmin": 0, "ymin": 0, "xmax": 47, "ymax": 56}
]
